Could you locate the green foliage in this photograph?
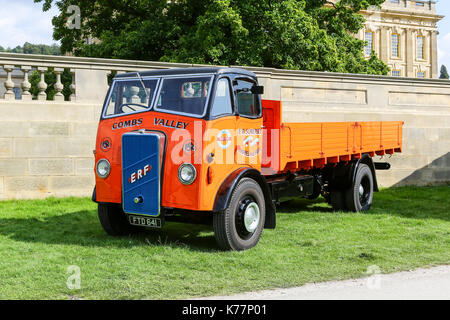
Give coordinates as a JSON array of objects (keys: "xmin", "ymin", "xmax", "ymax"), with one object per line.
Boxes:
[
  {"xmin": 440, "ymin": 65, "xmax": 449, "ymax": 79},
  {"xmin": 0, "ymin": 42, "xmax": 60, "ymax": 55},
  {"xmin": 29, "ymin": 69, "xmax": 72, "ymax": 100},
  {"xmin": 34, "ymin": 0, "xmax": 388, "ymax": 75}
]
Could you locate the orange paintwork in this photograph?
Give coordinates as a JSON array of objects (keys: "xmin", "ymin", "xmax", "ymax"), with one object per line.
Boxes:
[
  {"xmin": 94, "ymin": 99, "xmax": 402, "ymax": 212},
  {"xmin": 95, "ymin": 111, "xmax": 205, "ymax": 210},
  {"xmin": 94, "ymin": 110, "xmax": 262, "ymax": 212},
  {"xmin": 262, "ymin": 100, "xmax": 403, "ymax": 174}
]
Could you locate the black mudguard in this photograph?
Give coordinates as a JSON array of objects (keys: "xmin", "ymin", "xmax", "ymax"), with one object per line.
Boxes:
[
  {"xmin": 92, "ymin": 186, "xmax": 97, "ymax": 203},
  {"xmin": 213, "ymin": 168, "xmax": 276, "ymax": 229},
  {"xmin": 353, "ymin": 154, "xmax": 379, "ymax": 192},
  {"xmin": 328, "ymin": 154, "xmax": 379, "ymax": 192}
]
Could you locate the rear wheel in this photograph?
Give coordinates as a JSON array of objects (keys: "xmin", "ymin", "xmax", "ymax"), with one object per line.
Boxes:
[
  {"xmin": 213, "ymin": 178, "xmax": 265, "ymax": 251},
  {"xmin": 330, "ymin": 189, "xmax": 347, "ymax": 211},
  {"xmin": 98, "ymin": 203, "xmax": 139, "ymax": 236},
  {"xmin": 345, "ymin": 164, "xmax": 374, "ymax": 212}
]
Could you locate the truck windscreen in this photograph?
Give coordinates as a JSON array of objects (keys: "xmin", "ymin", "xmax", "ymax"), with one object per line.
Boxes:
[
  {"xmin": 104, "ymin": 79, "xmax": 159, "ymax": 117},
  {"xmin": 154, "ymin": 76, "xmax": 212, "ymax": 117}
]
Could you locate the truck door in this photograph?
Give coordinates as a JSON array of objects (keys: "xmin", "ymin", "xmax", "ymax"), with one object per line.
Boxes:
[{"xmin": 234, "ymin": 78, "xmax": 263, "ymax": 169}]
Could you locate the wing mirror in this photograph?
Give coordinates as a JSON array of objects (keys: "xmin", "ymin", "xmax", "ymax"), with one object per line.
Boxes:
[{"xmin": 251, "ymin": 85, "xmax": 264, "ymax": 95}]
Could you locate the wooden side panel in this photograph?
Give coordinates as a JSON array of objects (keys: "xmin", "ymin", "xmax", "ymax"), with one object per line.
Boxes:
[
  {"xmin": 278, "ymin": 120, "xmax": 404, "ymax": 173},
  {"xmin": 360, "ymin": 122, "xmax": 381, "ymax": 153},
  {"xmin": 262, "ymin": 99, "xmax": 404, "ymax": 174},
  {"xmin": 282, "ymin": 123, "xmax": 322, "ymax": 160},
  {"xmin": 322, "ymin": 123, "xmax": 350, "ymax": 156}
]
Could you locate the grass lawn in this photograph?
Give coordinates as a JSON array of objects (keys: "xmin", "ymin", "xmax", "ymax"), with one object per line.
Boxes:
[{"xmin": 0, "ymin": 186, "xmax": 449, "ymax": 299}]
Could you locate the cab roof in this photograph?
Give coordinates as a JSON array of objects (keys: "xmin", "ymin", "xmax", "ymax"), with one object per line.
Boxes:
[{"xmin": 114, "ymin": 67, "xmax": 257, "ymax": 80}]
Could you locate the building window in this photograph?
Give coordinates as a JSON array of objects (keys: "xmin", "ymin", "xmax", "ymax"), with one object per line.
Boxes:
[
  {"xmin": 365, "ymin": 31, "xmax": 374, "ymax": 57},
  {"xmin": 417, "ymin": 36, "xmax": 424, "ymax": 60},
  {"xmin": 415, "ymin": 2, "xmax": 425, "ymax": 7},
  {"xmin": 391, "ymin": 34, "xmax": 400, "ymax": 58},
  {"xmin": 390, "ymin": 0, "xmax": 399, "ymax": 3},
  {"xmin": 417, "ymin": 72, "xmax": 425, "ymax": 78},
  {"xmin": 392, "ymin": 70, "xmax": 401, "ymax": 77}
]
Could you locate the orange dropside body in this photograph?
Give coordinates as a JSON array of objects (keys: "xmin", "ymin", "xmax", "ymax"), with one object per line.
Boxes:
[{"xmin": 261, "ymin": 100, "xmax": 403, "ymax": 175}]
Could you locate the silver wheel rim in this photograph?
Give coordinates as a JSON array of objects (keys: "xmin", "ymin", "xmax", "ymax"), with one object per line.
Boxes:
[
  {"xmin": 359, "ymin": 185, "xmax": 364, "ymax": 197},
  {"xmin": 243, "ymin": 202, "xmax": 260, "ymax": 233}
]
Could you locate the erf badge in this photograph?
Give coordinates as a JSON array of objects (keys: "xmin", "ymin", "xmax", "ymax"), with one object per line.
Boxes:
[
  {"xmin": 129, "ymin": 164, "xmax": 152, "ymax": 184},
  {"xmin": 100, "ymin": 137, "xmax": 112, "ymax": 152}
]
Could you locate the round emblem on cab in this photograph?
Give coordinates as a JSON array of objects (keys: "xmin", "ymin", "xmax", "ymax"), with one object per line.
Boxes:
[{"xmin": 100, "ymin": 137, "xmax": 112, "ymax": 152}]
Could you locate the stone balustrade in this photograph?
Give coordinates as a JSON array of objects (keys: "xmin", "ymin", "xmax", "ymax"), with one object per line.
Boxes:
[
  {"xmin": 0, "ymin": 52, "xmax": 198, "ymax": 102},
  {"xmin": 0, "ymin": 52, "xmax": 449, "ymax": 200}
]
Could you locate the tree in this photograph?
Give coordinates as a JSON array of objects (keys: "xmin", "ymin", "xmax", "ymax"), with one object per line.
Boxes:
[
  {"xmin": 34, "ymin": 0, "xmax": 388, "ymax": 75},
  {"xmin": 440, "ymin": 65, "xmax": 449, "ymax": 79},
  {"xmin": 0, "ymin": 42, "xmax": 61, "ymax": 55}
]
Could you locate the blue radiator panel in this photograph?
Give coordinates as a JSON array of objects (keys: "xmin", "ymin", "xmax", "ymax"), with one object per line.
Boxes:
[{"xmin": 122, "ymin": 133, "xmax": 160, "ymax": 216}]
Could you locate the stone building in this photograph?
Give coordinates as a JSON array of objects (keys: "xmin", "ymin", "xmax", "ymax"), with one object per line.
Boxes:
[{"xmin": 358, "ymin": 0, "xmax": 443, "ymax": 78}]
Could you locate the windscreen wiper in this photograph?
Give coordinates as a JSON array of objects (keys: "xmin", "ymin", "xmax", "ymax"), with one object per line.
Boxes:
[{"xmin": 136, "ymin": 72, "xmax": 148, "ymax": 102}]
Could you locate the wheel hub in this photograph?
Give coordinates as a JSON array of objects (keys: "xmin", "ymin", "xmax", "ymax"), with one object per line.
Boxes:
[
  {"xmin": 359, "ymin": 185, "xmax": 364, "ymax": 197},
  {"xmin": 243, "ymin": 202, "xmax": 260, "ymax": 233}
]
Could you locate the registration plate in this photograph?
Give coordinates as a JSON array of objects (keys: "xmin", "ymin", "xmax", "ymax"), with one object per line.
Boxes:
[{"xmin": 128, "ymin": 215, "xmax": 162, "ymax": 228}]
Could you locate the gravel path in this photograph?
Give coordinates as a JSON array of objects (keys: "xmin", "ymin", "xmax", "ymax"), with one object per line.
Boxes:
[{"xmin": 201, "ymin": 265, "xmax": 450, "ymax": 300}]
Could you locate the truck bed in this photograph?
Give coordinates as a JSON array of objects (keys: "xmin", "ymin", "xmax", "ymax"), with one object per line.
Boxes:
[{"xmin": 262, "ymin": 100, "xmax": 403, "ymax": 175}]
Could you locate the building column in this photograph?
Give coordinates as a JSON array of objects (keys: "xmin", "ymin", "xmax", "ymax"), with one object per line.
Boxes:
[
  {"xmin": 380, "ymin": 26, "xmax": 389, "ymax": 62},
  {"xmin": 405, "ymin": 28, "xmax": 414, "ymax": 78},
  {"xmin": 430, "ymin": 30, "xmax": 438, "ymax": 78}
]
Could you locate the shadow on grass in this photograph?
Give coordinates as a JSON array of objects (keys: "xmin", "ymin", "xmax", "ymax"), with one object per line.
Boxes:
[
  {"xmin": 0, "ymin": 210, "xmax": 218, "ymax": 251},
  {"xmin": 277, "ymin": 186, "xmax": 450, "ymax": 221},
  {"xmin": 0, "ymin": 186, "xmax": 447, "ymax": 251},
  {"xmin": 277, "ymin": 198, "xmax": 333, "ymax": 214}
]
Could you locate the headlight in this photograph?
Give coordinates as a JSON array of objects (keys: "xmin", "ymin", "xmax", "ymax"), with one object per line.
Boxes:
[
  {"xmin": 96, "ymin": 159, "xmax": 111, "ymax": 179},
  {"xmin": 178, "ymin": 163, "xmax": 197, "ymax": 185}
]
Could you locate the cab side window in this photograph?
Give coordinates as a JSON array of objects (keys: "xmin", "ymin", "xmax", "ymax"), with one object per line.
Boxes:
[
  {"xmin": 210, "ymin": 78, "xmax": 233, "ymax": 117},
  {"xmin": 234, "ymin": 79, "xmax": 260, "ymax": 118}
]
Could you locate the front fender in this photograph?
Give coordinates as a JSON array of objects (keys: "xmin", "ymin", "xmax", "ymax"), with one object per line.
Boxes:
[
  {"xmin": 92, "ymin": 186, "xmax": 97, "ymax": 203},
  {"xmin": 213, "ymin": 168, "xmax": 276, "ymax": 229}
]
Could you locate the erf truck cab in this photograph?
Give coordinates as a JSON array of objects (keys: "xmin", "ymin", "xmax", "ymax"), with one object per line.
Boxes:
[{"xmin": 93, "ymin": 67, "xmax": 403, "ymax": 250}]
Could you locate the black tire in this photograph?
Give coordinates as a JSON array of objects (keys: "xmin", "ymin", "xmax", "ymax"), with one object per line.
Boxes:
[
  {"xmin": 345, "ymin": 164, "xmax": 374, "ymax": 212},
  {"xmin": 98, "ymin": 203, "xmax": 139, "ymax": 236},
  {"xmin": 330, "ymin": 189, "xmax": 347, "ymax": 211},
  {"xmin": 213, "ymin": 178, "xmax": 265, "ymax": 251}
]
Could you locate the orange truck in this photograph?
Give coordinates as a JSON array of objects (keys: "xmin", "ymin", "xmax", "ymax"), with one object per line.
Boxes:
[{"xmin": 93, "ymin": 67, "xmax": 403, "ymax": 250}]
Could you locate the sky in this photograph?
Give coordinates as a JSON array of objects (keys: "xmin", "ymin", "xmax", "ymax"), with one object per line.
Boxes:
[
  {"xmin": 0, "ymin": 0, "xmax": 60, "ymax": 48},
  {"xmin": 437, "ymin": 1, "xmax": 450, "ymax": 70},
  {"xmin": 0, "ymin": 0, "xmax": 449, "ymax": 69}
]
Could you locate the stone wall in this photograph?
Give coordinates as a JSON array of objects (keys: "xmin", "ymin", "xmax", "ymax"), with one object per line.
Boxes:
[
  {"xmin": 0, "ymin": 53, "xmax": 449, "ymax": 200},
  {"xmin": 0, "ymin": 101, "xmax": 100, "ymax": 199}
]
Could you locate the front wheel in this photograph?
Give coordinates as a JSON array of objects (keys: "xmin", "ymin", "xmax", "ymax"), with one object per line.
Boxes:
[
  {"xmin": 213, "ymin": 178, "xmax": 265, "ymax": 251},
  {"xmin": 98, "ymin": 203, "xmax": 139, "ymax": 236}
]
